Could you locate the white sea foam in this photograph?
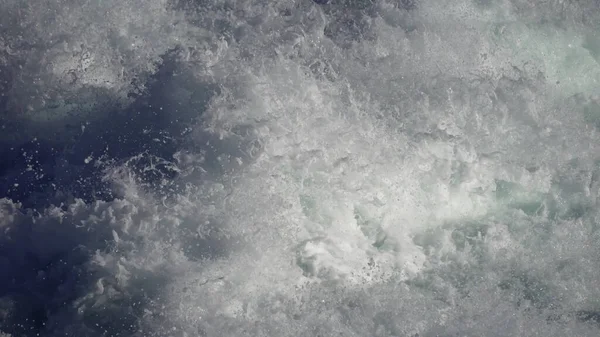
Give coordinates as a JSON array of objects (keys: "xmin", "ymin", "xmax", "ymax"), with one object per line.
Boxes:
[{"xmin": 2, "ymin": 0, "xmax": 600, "ymax": 336}]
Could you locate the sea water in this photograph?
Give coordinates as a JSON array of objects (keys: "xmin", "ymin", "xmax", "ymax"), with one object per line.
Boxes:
[{"xmin": 1, "ymin": 0, "xmax": 600, "ymax": 336}]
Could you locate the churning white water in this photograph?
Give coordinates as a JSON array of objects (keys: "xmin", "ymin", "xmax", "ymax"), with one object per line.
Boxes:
[{"xmin": 2, "ymin": 0, "xmax": 600, "ymax": 336}]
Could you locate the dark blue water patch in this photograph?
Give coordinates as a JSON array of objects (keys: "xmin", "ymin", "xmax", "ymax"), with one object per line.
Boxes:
[
  {"xmin": 0, "ymin": 140, "xmax": 61, "ymax": 206},
  {"xmin": 0, "ymin": 49, "xmax": 220, "ymax": 209},
  {"xmin": 0, "ymin": 250, "xmax": 90, "ymax": 336},
  {"xmin": 0, "ymin": 66, "xmax": 11, "ymax": 116},
  {"xmin": 0, "ymin": 200, "xmax": 103, "ymax": 336},
  {"xmin": 0, "ymin": 45, "xmax": 237, "ymax": 335},
  {"xmin": 0, "ymin": 197, "xmax": 176, "ymax": 337}
]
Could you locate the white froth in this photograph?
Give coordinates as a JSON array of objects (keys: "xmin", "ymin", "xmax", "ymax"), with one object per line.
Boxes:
[{"xmin": 2, "ymin": 1, "xmax": 600, "ymax": 336}]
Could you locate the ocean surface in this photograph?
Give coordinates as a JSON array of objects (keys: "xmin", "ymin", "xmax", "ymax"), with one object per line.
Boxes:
[{"xmin": 2, "ymin": 0, "xmax": 600, "ymax": 336}]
